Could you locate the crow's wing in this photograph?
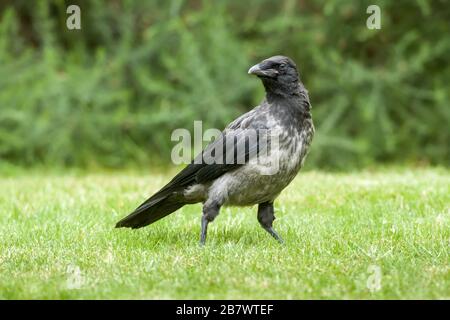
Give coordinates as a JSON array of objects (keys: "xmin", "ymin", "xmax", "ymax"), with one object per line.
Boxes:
[
  {"xmin": 137, "ymin": 106, "xmax": 270, "ymax": 207},
  {"xmin": 195, "ymin": 126, "xmax": 269, "ymax": 183},
  {"xmin": 116, "ymin": 105, "xmax": 272, "ymax": 228}
]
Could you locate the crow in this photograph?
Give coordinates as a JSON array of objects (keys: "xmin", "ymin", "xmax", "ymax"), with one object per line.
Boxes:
[{"xmin": 116, "ymin": 55, "xmax": 314, "ymax": 244}]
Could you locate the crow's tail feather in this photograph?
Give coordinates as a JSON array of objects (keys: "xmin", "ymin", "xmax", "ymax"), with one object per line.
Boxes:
[{"xmin": 115, "ymin": 193, "xmax": 185, "ymax": 229}]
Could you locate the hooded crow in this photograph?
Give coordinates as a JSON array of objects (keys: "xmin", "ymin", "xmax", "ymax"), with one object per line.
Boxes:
[{"xmin": 116, "ymin": 55, "xmax": 314, "ymax": 244}]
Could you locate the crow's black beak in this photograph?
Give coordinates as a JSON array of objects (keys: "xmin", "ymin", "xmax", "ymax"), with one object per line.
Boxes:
[
  {"xmin": 248, "ymin": 64, "xmax": 263, "ymax": 75},
  {"xmin": 248, "ymin": 63, "xmax": 278, "ymax": 78}
]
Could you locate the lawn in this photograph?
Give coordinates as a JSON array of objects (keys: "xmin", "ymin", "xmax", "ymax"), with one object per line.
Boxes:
[{"xmin": 0, "ymin": 168, "xmax": 448, "ymax": 299}]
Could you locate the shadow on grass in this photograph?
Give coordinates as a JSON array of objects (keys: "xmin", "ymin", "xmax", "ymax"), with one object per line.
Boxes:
[{"xmin": 110, "ymin": 224, "xmax": 290, "ymax": 248}]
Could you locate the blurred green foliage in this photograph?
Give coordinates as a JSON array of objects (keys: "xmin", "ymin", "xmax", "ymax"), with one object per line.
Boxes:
[{"xmin": 0, "ymin": 0, "xmax": 448, "ymax": 169}]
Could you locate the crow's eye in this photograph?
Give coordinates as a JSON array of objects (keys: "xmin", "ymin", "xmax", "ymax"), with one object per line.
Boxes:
[{"xmin": 279, "ymin": 63, "xmax": 286, "ymax": 70}]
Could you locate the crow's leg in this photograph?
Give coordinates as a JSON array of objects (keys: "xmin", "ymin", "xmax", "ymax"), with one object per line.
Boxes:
[
  {"xmin": 200, "ymin": 200, "xmax": 221, "ymax": 245},
  {"xmin": 257, "ymin": 201, "xmax": 284, "ymax": 243}
]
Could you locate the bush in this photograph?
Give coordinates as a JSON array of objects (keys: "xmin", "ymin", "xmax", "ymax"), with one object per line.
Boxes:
[{"xmin": 0, "ymin": 0, "xmax": 448, "ymax": 169}]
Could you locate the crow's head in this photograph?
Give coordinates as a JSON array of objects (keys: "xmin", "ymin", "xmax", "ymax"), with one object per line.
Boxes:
[{"xmin": 248, "ymin": 56, "xmax": 300, "ymax": 95}]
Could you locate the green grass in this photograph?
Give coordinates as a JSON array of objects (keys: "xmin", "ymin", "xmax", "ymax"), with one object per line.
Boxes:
[{"xmin": 0, "ymin": 168, "xmax": 448, "ymax": 299}]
